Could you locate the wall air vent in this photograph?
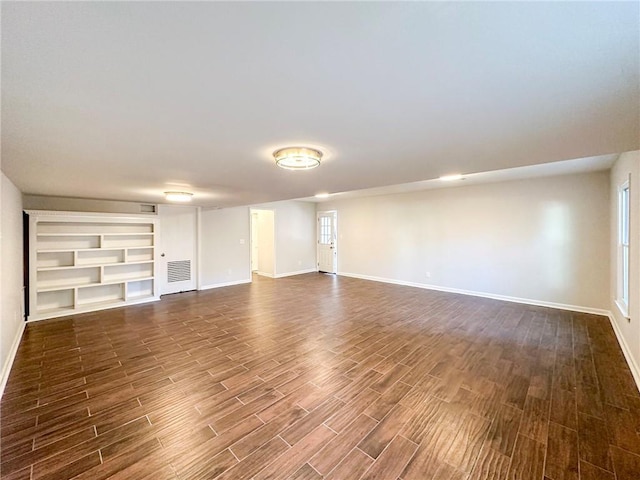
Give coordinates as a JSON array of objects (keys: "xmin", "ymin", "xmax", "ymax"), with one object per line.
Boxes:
[
  {"xmin": 167, "ymin": 260, "xmax": 191, "ymax": 283},
  {"xmin": 140, "ymin": 204, "xmax": 157, "ymax": 214}
]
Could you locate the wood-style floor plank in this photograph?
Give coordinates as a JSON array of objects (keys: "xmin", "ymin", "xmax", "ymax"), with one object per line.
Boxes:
[{"xmin": 1, "ymin": 273, "xmax": 638, "ymax": 479}]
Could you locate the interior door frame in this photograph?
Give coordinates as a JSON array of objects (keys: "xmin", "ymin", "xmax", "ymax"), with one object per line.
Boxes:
[
  {"xmin": 250, "ymin": 211, "xmax": 259, "ymax": 272},
  {"xmin": 250, "ymin": 208, "xmax": 276, "ymax": 278},
  {"xmin": 317, "ymin": 210, "xmax": 338, "ymax": 274}
]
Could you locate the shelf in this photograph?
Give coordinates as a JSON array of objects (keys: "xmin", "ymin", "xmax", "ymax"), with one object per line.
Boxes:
[
  {"xmin": 37, "ymin": 251, "xmax": 74, "ymax": 268},
  {"xmin": 76, "ymin": 298, "xmax": 125, "ymax": 308},
  {"xmin": 37, "ymin": 233, "xmax": 98, "ymax": 237},
  {"xmin": 104, "ymin": 263, "xmax": 153, "ymax": 283},
  {"xmin": 28, "ymin": 211, "xmax": 158, "ymax": 321},
  {"xmin": 38, "ymin": 265, "xmax": 86, "ymax": 272},
  {"xmin": 89, "ymin": 276, "xmax": 154, "ymax": 287},
  {"xmin": 37, "ymin": 267, "xmax": 100, "ymax": 291},
  {"xmin": 37, "ymin": 276, "xmax": 156, "ymax": 293},
  {"xmin": 77, "ymin": 283, "xmax": 124, "ymax": 305},
  {"xmin": 105, "ymin": 233, "xmax": 154, "ymax": 236},
  {"xmin": 37, "ymin": 221, "xmax": 154, "ymax": 235},
  {"xmin": 127, "ymin": 248, "xmax": 154, "ymax": 262},
  {"xmin": 37, "ymin": 232, "xmax": 154, "ymax": 237},
  {"xmin": 36, "ymin": 305, "xmax": 76, "ymax": 316},
  {"xmin": 127, "ymin": 278, "xmax": 154, "ymax": 300},
  {"xmin": 37, "ymin": 246, "xmax": 155, "ymax": 253},
  {"xmin": 38, "ymin": 235, "xmax": 100, "ymax": 250},
  {"xmin": 36, "ymin": 289, "xmax": 74, "ymax": 312},
  {"xmin": 77, "ymin": 249, "xmax": 124, "ymax": 266},
  {"xmin": 102, "ymin": 235, "xmax": 154, "ymax": 248},
  {"xmin": 37, "ymin": 283, "xmax": 98, "ymax": 293},
  {"xmin": 38, "ymin": 260, "xmax": 154, "ymax": 271}
]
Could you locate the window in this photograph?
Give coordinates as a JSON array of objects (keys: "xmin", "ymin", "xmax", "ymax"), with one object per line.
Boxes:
[
  {"xmin": 617, "ymin": 180, "xmax": 630, "ymax": 316},
  {"xmin": 319, "ymin": 215, "xmax": 332, "ymax": 245}
]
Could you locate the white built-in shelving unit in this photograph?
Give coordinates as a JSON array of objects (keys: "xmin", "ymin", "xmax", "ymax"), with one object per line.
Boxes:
[{"xmin": 27, "ymin": 210, "xmax": 159, "ymax": 321}]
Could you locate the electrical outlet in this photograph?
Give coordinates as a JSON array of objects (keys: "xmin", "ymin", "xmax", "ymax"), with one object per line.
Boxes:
[{"xmin": 426, "ymin": 272, "xmax": 431, "ymax": 278}]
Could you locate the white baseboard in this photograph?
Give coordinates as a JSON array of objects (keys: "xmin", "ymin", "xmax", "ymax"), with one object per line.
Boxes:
[
  {"xmin": 337, "ymin": 272, "xmax": 610, "ymax": 317},
  {"xmin": 200, "ymin": 279, "xmax": 252, "ymax": 290},
  {"xmin": 275, "ymin": 268, "xmax": 318, "ymax": 279},
  {"xmin": 607, "ymin": 313, "xmax": 640, "ymax": 393},
  {"xmin": 255, "ymin": 271, "xmax": 274, "ymax": 278},
  {"xmin": 338, "ymin": 271, "xmax": 640, "ymax": 391},
  {"xmin": 27, "ymin": 296, "xmax": 160, "ymax": 323},
  {"xmin": 0, "ymin": 320, "xmax": 26, "ymax": 400}
]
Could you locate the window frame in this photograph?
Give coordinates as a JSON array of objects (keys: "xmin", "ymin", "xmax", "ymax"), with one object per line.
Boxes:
[{"xmin": 617, "ymin": 179, "xmax": 630, "ymax": 317}]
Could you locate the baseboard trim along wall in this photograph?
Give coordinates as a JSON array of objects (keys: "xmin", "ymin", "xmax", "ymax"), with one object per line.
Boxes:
[
  {"xmin": 252, "ymin": 269, "xmax": 317, "ymax": 279},
  {"xmin": 27, "ymin": 296, "xmax": 160, "ymax": 323},
  {"xmin": 5, "ymin": 271, "xmax": 637, "ymax": 398},
  {"xmin": 254, "ymin": 271, "xmax": 275, "ymax": 278},
  {"xmin": 0, "ymin": 320, "xmax": 26, "ymax": 400},
  {"xmin": 200, "ymin": 279, "xmax": 252, "ymax": 290},
  {"xmin": 338, "ymin": 271, "xmax": 640, "ymax": 391},
  {"xmin": 338, "ymin": 271, "xmax": 610, "ymax": 316},
  {"xmin": 608, "ymin": 314, "xmax": 640, "ymax": 392},
  {"xmin": 274, "ymin": 268, "xmax": 318, "ymax": 279}
]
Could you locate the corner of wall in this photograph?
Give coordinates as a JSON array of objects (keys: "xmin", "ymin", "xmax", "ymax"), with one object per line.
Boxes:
[
  {"xmin": 0, "ymin": 321, "xmax": 25, "ymax": 398},
  {"xmin": 1, "ymin": 172, "xmax": 26, "ymax": 399},
  {"xmin": 608, "ymin": 150, "xmax": 640, "ymax": 393},
  {"xmin": 607, "ymin": 310, "xmax": 640, "ymax": 392}
]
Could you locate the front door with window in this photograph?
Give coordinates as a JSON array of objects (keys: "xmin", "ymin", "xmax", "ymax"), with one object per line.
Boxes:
[{"xmin": 317, "ymin": 211, "xmax": 337, "ymax": 273}]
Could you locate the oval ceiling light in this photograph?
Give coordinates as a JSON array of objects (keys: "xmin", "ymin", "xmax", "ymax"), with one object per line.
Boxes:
[
  {"xmin": 165, "ymin": 191, "xmax": 193, "ymax": 202},
  {"xmin": 315, "ymin": 193, "xmax": 330, "ymax": 199},
  {"xmin": 274, "ymin": 147, "xmax": 322, "ymax": 170},
  {"xmin": 439, "ymin": 174, "xmax": 464, "ymax": 182}
]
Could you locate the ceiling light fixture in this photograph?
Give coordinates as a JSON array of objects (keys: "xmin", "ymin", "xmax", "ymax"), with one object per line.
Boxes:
[
  {"xmin": 439, "ymin": 174, "xmax": 463, "ymax": 182},
  {"xmin": 164, "ymin": 191, "xmax": 193, "ymax": 202},
  {"xmin": 274, "ymin": 147, "xmax": 322, "ymax": 170},
  {"xmin": 315, "ymin": 193, "xmax": 330, "ymax": 199}
]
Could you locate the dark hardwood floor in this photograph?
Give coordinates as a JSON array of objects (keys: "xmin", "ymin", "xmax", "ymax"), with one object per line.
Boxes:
[{"xmin": 1, "ymin": 273, "xmax": 639, "ymax": 480}]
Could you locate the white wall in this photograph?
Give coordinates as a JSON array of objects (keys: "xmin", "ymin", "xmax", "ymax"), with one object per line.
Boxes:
[
  {"xmin": 323, "ymin": 171, "xmax": 610, "ymax": 311},
  {"xmin": 1, "ymin": 173, "xmax": 25, "ymax": 394},
  {"xmin": 252, "ymin": 201, "xmax": 317, "ymax": 277},
  {"xmin": 610, "ymin": 151, "xmax": 640, "ymax": 385},
  {"xmin": 200, "ymin": 206, "xmax": 251, "ymax": 288},
  {"xmin": 200, "ymin": 200, "xmax": 316, "ymax": 285},
  {"xmin": 272, "ymin": 201, "xmax": 317, "ymax": 276}
]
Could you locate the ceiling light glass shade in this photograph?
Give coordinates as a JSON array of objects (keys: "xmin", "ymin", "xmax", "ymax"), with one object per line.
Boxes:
[
  {"xmin": 439, "ymin": 174, "xmax": 463, "ymax": 182},
  {"xmin": 274, "ymin": 147, "xmax": 322, "ymax": 170},
  {"xmin": 164, "ymin": 191, "xmax": 193, "ymax": 202}
]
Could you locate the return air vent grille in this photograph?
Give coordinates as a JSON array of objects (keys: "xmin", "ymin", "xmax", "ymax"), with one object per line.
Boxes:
[{"xmin": 167, "ymin": 260, "xmax": 191, "ymax": 283}]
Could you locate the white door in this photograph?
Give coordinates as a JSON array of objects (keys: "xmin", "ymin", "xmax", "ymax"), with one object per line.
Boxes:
[
  {"xmin": 317, "ymin": 211, "xmax": 337, "ymax": 273},
  {"xmin": 158, "ymin": 205, "xmax": 197, "ymax": 295}
]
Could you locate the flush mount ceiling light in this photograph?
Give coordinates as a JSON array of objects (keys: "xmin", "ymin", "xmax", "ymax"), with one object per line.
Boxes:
[
  {"xmin": 164, "ymin": 191, "xmax": 193, "ymax": 202},
  {"xmin": 439, "ymin": 174, "xmax": 464, "ymax": 182},
  {"xmin": 273, "ymin": 147, "xmax": 322, "ymax": 170}
]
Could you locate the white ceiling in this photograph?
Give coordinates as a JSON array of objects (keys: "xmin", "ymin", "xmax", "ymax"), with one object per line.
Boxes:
[{"xmin": 2, "ymin": 2, "xmax": 639, "ymax": 208}]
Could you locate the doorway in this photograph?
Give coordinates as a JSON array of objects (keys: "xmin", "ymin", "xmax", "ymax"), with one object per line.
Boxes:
[
  {"xmin": 317, "ymin": 211, "xmax": 337, "ymax": 274},
  {"xmin": 251, "ymin": 211, "xmax": 259, "ymax": 272},
  {"xmin": 158, "ymin": 205, "xmax": 198, "ymax": 295},
  {"xmin": 250, "ymin": 209, "xmax": 275, "ymax": 277}
]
